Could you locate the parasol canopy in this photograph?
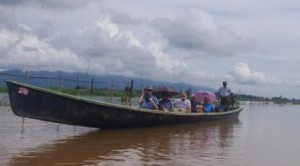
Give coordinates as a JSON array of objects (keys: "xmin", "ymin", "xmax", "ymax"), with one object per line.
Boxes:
[
  {"xmin": 194, "ymin": 91, "xmax": 216, "ymax": 103},
  {"xmin": 152, "ymin": 86, "xmax": 179, "ymax": 98}
]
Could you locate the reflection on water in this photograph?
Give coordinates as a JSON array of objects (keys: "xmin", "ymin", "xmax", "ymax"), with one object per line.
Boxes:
[
  {"xmin": 7, "ymin": 120, "xmax": 239, "ymax": 166},
  {"xmin": 0, "ymin": 106, "xmax": 96, "ymax": 166},
  {"xmin": 3, "ymin": 102, "xmax": 300, "ymax": 166}
]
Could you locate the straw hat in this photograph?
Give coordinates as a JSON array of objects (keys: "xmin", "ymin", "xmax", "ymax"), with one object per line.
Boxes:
[{"xmin": 144, "ymin": 86, "xmax": 153, "ymax": 91}]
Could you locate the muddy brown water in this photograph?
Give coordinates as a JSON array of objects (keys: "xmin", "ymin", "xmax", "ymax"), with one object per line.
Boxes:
[{"xmin": 1, "ymin": 102, "xmax": 300, "ymax": 166}]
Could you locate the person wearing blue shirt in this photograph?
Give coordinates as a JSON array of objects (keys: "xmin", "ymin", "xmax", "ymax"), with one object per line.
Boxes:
[
  {"xmin": 159, "ymin": 93, "xmax": 174, "ymax": 112},
  {"xmin": 138, "ymin": 86, "xmax": 159, "ymax": 110},
  {"xmin": 203, "ymin": 103, "xmax": 213, "ymax": 112},
  {"xmin": 202, "ymin": 97, "xmax": 214, "ymax": 113}
]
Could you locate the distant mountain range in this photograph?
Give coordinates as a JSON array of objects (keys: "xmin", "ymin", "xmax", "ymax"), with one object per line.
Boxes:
[{"xmin": 0, "ymin": 70, "xmax": 216, "ymax": 93}]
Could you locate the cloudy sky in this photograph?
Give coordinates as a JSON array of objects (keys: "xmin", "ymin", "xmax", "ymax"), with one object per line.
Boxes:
[{"xmin": 0, "ymin": 0, "xmax": 300, "ymax": 98}]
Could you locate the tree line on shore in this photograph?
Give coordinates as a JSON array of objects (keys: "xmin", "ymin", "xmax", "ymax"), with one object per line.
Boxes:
[{"xmin": 1, "ymin": 85, "xmax": 299, "ymax": 105}]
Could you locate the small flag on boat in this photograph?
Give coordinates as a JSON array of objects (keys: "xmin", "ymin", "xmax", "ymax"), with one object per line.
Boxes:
[{"xmin": 18, "ymin": 87, "xmax": 29, "ymax": 95}]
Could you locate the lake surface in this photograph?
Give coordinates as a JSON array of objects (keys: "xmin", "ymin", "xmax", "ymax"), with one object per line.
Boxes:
[{"xmin": 1, "ymin": 101, "xmax": 300, "ymax": 166}]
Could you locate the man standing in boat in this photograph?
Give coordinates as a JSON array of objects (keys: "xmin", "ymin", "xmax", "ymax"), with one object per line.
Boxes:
[
  {"xmin": 218, "ymin": 81, "xmax": 232, "ymax": 111},
  {"xmin": 138, "ymin": 86, "xmax": 159, "ymax": 110}
]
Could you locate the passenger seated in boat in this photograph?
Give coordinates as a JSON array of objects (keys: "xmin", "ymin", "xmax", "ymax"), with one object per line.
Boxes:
[
  {"xmin": 138, "ymin": 86, "xmax": 159, "ymax": 110},
  {"xmin": 190, "ymin": 94, "xmax": 200, "ymax": 113},
  {"xmin": 174, "ymin": 92, "xmax": 191, "ymax": 112},
  {"xmin": 202, "ymin": 97, "xmax": 214, "ymax": 113},
  {"xmin": 159, "ymin": 92, "xmax": 174, "ymax": 112}
]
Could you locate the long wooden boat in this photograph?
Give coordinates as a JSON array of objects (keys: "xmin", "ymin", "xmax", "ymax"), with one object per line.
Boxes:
[{"xmin": 6, "ymin": 80, "xmax": 243, "ymax": 129}]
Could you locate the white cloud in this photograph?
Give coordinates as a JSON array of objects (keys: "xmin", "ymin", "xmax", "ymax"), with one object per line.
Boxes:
[
  {"xmin": 0, "ymin": 27, "xmax": 87, "ymax": 72},
  {"xmin": 228, "ymin": 62, "xmax": 283, "ymax": 85},
  {"xmin": 47, "ymin": 16, "xmax": 156, "ymax": 77},
  {"xmin": 110, "ymin": 13, "xmax": 145, "ymax": 25},
  {"xmin": 0, "ymin": 6, "xmax": 17, "ymax": 29},
  {"xmin": 0, "ymin": 28, "xmax": 19, "ymax": 48},
  {"xmin": 1, "ymin": 0, "xmax": 300, "ymax": 98},
  {"xmin": 46, "ymin": 15, "xmax": 213, "ymax": 84},
  {"xmin": 0, "ymin": 0, "xmax": 93, "ymax": 10},
  {"xmin": 37, "ymin": 0, "xmax": 90, "ymax": 10},
  {"xmin": 291, "ymin": 83, "xmax": 300, "ymax": 90},
  {"xmin": 149, "ymin": 42, "xmax": 187, "ymax": 73},
  {"xmin": 95, "ymin": 15, "xmax": 143, "ymax": 48},
  {"xmin": 150, "ymin": 9, "xmax": 255, "ymax": 57}
]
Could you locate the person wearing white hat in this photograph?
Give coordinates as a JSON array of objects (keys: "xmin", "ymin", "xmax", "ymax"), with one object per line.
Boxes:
[{"xmin": 138, "ymin": 86, "xmax": 159, "ymax": 110}]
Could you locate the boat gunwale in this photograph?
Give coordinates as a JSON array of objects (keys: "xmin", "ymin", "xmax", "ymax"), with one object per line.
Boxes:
[{"xmin": 6, "ymin": 80, "xmax": 242, "ymax": 116}]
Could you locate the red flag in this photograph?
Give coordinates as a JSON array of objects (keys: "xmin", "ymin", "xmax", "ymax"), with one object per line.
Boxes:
[{"xmin": 18, "ymin": 87, "xmax": 29, "ymax": 95}]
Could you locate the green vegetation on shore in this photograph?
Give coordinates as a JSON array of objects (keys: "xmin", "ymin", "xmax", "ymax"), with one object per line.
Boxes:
[
  {"xmin": 1, "ymin": 86, "xmax": 300, "ymax": 104},
  {"xmin": 0, "ymin": 87, "xmax": 7, "ymax": 93}
]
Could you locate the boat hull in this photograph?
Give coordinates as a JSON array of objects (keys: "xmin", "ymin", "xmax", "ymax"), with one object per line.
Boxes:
[{"xmin": 6, "ymin": 80, "xmax": 242, "ymax": 129}]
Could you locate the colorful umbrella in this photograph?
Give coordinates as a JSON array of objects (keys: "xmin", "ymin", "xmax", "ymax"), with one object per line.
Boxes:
[
  {"xmin": 152, "ymin": 86, "xmax": 179, "ymax": 98},
  {"xmin": 194, "ymin": 91, "xmax": 216, "ymax": 103}
]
